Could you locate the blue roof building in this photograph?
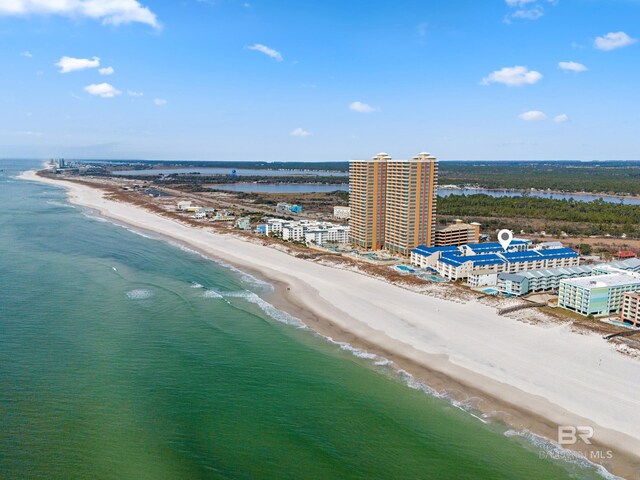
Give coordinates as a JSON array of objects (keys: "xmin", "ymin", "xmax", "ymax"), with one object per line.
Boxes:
[{"xmin": 410, "ymin": 238, "xmax": 579, "ymax": 281}]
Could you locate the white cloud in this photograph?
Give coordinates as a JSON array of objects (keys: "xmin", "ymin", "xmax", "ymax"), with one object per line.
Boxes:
[
  {"xmin": 510, "ymin": 5, "xmax": 543, "ymax": 20},
  {"xmin": 594, "ymin": 31, "xmax": 637, "ymax": 51},
  {"xmin": 0, "ymin": 0, "xmax": 160, "ymax": 29},
  {"xmin": 290, "ymin": 127, "xmax": 311, "ymax": 138},
  {"xmin": 519, "ymin": 110, "xmax": 547, "ymax": 121},
  {"xmin": 247, "ymin": 43, "xmax": 283, "ymax": 61},
  {"xmin": 154, "ymin": 98, "xmax": 167, "ymax": 106},
  {"xmin": 482, "ymin": 66, "xmax": 542, "ymax": 86},
  {"xmin": 349, "ymin": 101, "xmax": 377, "ymax": 113},
  {"xmin": 504, "ymin": 0, "xmax": 557, "ymax": 23},
  {"xmin": 84, "ymin": 83, "xmax": 121, "ymax": 98},
  {"xmin": 558, "ymin": 61, "xmax": 587, "ymax": 72},
  {"xmin": 99, "ymin": 66, "xmax": 114, "ymax": 75},
  {"xmin": 127, "ymin": 90, "xmax": 144, "ymax": 96},
  {"xmin": 554, "ymin": 114, "xmax": 569, "ymax": 123},
  {"xmin": 56, "ymin": 56, "xmax": 100, "ymax": 73},
  {"xmin": 20, "ymin": 50, "xmax": 32, "ymax": 57},
  {"xmin": 505, "ymin": 0, "xmax": 535, "ymax": 5}
]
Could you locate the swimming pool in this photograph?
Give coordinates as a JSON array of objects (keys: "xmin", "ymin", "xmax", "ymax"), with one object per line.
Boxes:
[
  {"xmin": 481, "ymin": 288, "xmax": 499, "ymax": 295},
  {"xmin": 395, "ymin": 265, "xmax": 416, "ymax": 273}
]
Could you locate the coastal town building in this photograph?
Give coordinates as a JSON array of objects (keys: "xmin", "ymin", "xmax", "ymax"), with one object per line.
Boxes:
[
  {"xmin": 333, "ymin": 206, "xmax": 351, "ymax": 220},
  {"xmin": 616, "ymin": 250, "xmax": 637, "ymax": 260},
  {"xmin": 277, "ymin": 202, "xmax": 302, "ymax": 214},
  {"xmin": 410, "ymin": 239, "xmax": 530, "ymax": 269},
  {"xmin": 410, "ymin": 240, "xmax": 580, "ymax": 281},
  {"xmin": 434, "ymin": 220, "xmax": 481, "ymax": 247},
  {"xmin": 349, "ymin": 152, "xmax": 438, "ymax": 255},
  {"xmin": 467, "ymin": 269, "xmax": 499, "ymax": 287},
  {"xmin": 558, "ymin": 268, "xmax": 640, "ymax": 316},
  {"xmin": 497, "ymin": 265, "xmax": 594, "ymax": 296},
  {"xmin": 235, "ymin": 217, "xmax": 251, "ymax": 230},
  {"xmin": 257, "ymin": 218, "xmax": 350, "ymax": 247},
  {"xmin": 304, "ymin": 225, "xmax": 350, "ymax": 246},
  {"xmin": 620, "ymin": 292, "xmax": 640, "ymax": 327}
]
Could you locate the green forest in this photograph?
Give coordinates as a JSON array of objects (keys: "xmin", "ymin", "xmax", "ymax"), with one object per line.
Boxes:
[
  {"xmin": 438, "ymin": 161, "xmax": 640, "ymax": 195},
  {"xmin": 438, "ymin": 194, "xmax": 640, "ymax": 238}
]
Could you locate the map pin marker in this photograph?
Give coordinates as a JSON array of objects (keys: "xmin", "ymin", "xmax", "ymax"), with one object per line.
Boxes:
[{"xmin": 498, "ymin": 229, "xmax": 513, "ymax": 251}]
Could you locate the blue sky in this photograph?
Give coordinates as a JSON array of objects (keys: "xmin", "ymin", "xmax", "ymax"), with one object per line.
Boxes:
[{"xmin": 1, "ymin": 0, "xmax": 639, "ymax": 161}]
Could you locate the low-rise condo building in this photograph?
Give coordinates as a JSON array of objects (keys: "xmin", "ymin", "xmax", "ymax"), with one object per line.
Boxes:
[
  {"xmin": 411, "ymin": 240, "xmax": 578, "ymax": 281},
  {"xmin": 434, "ymin": 220, "xmax": 481, "ymax": 247},
  {"xmin": 304, "ymin": 226, "xmax": 350, "ymax": 246},
  {"xmin": 620, "ymin": 292, "xmax": 640, "ymax": 327},
  {"xmin": 558, "ymin": 269, "xmax": 640, "ymax": 317},
  {"xmin": 257, "ymin": 218, "xmax": 350, "ymax": 246},
  {"xmin": 497, "ymin": 265, "xmax": 594, "ymax": 296}
]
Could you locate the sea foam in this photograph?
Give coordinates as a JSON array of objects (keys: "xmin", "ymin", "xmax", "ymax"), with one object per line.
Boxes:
[
  {"xmin": 224, "ymin": 290, "xmax": 306, "ymax": 328},
  {"xmin": 125, "ymin": 289, "xmax": 154, "ymax": 300},
  {"xmin": 504, "ymin": 429, "xmax": 621, "ymax": 480}
]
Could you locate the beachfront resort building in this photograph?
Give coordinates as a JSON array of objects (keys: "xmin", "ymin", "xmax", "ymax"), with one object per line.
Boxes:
[
  {"xmin": 497, "ymin": 258, "xmax": 640, "ymax": 297},
  {"xmin": 497, "ymin": 266, "xmax": 594, "ymax": 296},
  {"xmin": 410, "ymin": 240, "xmax": 580, "ymax": 281},
  {"xmin": 620, "ymin": 292, "xmax": 640, "ymax": 327},
  {"xmin": 257, "ymin": 218, "xmax": 350, "ymax": 247},
  {"xmin": 434, "ymin": 220, "xmax": 481, "ymax": 247},
  {"xmin": 350, "ymin": 153, "xmax": 389, "ymax": 251},
  {"xmin": 558, "ymin": 268, "xmax": 640, "ymax": 317},
  {"xmin": 350, "ymin": 152, "xmax": 438, "ymax": 255}
]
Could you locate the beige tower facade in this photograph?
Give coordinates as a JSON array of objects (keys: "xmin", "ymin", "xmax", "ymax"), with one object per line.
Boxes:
[
  {"xmin": 349, "ymin": 152, "xmax": 438, "ymax": 256},
  {"xmin": 384, "ymin": 153, "xmax": 438, "ymax": 255},
  {"xmin": 349, "ymin": 153, "xmax": 389, "ymax": 250}
]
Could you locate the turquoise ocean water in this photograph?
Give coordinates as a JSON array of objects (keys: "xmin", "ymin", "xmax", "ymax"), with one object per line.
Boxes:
[{"xmin": 0, "ymin": 160, "xmax": 613, "ymax": 479}]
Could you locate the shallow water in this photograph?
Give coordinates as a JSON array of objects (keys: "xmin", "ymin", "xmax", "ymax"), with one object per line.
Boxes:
[{"xmin": 0, "ymin": 160, "xmax": 612, "ymax": 479}]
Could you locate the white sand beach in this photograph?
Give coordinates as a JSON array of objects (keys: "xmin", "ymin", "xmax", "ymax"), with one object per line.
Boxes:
[{"xmin": 21, "ymin": 170, "xmax": 640, "ymax": 478}]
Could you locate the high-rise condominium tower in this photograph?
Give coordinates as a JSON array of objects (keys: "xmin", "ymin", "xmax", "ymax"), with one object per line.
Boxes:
[
  {"xmin": 349, "ymin": 152, "xmax": 390, "ymax": 250},
  {"xmin": 349, "ymin": 152, "xmax": 438, "ymax": 255}
]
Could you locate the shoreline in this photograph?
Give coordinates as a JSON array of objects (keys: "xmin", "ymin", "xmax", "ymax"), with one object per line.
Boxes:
[{"xmin": 20, "ymin": 170, "xmax": 640, "ymax": 479}]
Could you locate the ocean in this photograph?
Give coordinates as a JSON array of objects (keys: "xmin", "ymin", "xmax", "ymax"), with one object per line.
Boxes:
[{"xmin": 0, "ymin": 159, "xmax": 612, "ymax": 479}]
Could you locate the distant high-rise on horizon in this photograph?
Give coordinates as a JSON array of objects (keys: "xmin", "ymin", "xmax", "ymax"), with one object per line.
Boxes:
[{"xmin": 349, "ymin": 152, "xmax": 438, "ymax": 255}]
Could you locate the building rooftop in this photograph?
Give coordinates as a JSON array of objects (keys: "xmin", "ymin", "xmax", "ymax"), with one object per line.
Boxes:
[
  {"xmin": 412, "ymin": 239, "xmax": 530, "ymax": 257},
  {"xmin": 439, "ymin": 254, "xmax": 505, "ymax": 268},
  {"xmin": 562, "ymin": 273, "xmax": 640, "ymax": 289},
  {"xmin": 498, "ymin": 265, "xmax": 593, "ymax": 281},
  {"xmin": 607, "ymin": 258, "xmax": 640, "ymax": 271}
]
